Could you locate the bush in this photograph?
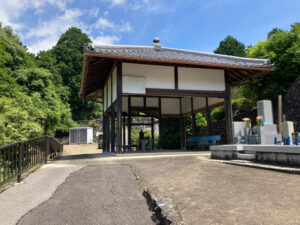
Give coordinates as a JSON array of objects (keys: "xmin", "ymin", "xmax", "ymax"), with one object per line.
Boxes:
[
  {"xmin": 131, "ymin": 129, "xmax": 158, "ymax": 148},
  {"xmin": 211, "ymin": 97, "xmax": 255, "ymax": 122},
  {"xmin": 162, "ymin": 118, "xmax": 180, "ymax": 149},
  {"xmin": 98, "ymin": 139, "xmax": 103, "ymax": 149}
]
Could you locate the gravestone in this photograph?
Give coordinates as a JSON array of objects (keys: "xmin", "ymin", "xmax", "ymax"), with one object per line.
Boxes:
[
  {"xmin": 232, "ymin": 122, "xmax": 246, "ymax": 144},
  {"xmin": 283, "ymin": 121, "xmax": 294, "ymax": 144},
  {"xmin": 257, "ymin": 124, "xmax": 282, "ymax": 144},
  {"xmin": 256, "ymin": 100, "xmax": 282, "ymax": 144},
  {"xmin": 257, "ymin": 100, "xmax": 273, "ymax": 124}
]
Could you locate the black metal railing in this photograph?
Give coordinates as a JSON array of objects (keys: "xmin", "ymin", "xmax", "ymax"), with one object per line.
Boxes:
[{"xmin": 0, "ymin": 136, "xmax": 63, "ymax": 187}]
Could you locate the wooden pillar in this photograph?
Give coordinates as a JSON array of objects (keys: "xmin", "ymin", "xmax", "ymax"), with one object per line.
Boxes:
[
  {"xmin": 116, "ymin": 62, "xmax": 123, "ymax": 153},
  {"xmin": 278, "ymin": 95, "xmax": 282, "ymax": 134},
  {"xmin": 103, "ymin": 115, "xmax": 107, "ymax": 152},
  {"xmin": 180, "ymin": 98, "xmax": 186, "ymax": 150},
  {"xmin": 191, "ymin": 97, "xmax": 196, "ymax": 137},
  {"xmin": 123, "ymin": 115, "xmax": 126, "ymax": 147},
  {"xmin": 158, "ymin": 97, "xmax": 162, "ymax": 149},
  {"xmin": 174, "ymin": 66, "xmax": 178, "ymax": 90},
  {"xmin": 151, "ymin": 116, "xmax": 154, "ymax": 149},
  {"xmin": 206, "ymin": 97, "xmax": 212, "ymax": 135},
  {"xmin": 111, "ymin": 107, "xmax": 115, "ymax": 152},
  {"xmin": 128, "ymin": 96, "xmax": 131, "ymax": 150},
  {"xmin": 107, "ymin": 113, "xmax": 111, "ymax": 152},
  {"xmin": 224, "ymin": 70, "xmax": 233, "ymax": 144}
]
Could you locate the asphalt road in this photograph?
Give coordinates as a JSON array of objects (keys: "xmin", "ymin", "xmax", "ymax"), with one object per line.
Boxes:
[
  {"xmin": 17, "ymin": 164, "xmax": 154, "ymax": 225},
  {"xmin": 3, "ymin": 144, "xmax": 300, "ymax": 225}
]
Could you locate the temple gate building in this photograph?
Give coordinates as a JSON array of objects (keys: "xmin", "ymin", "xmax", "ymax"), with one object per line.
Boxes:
[{"xmin": 79, "ymin": 38, "xmax": 273, "ymax": 152}]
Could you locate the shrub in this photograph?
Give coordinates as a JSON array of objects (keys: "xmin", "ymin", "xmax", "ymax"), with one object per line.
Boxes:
[{"xmin": 98, "ymin": 139, "xmax": 103, "ymax": 149}]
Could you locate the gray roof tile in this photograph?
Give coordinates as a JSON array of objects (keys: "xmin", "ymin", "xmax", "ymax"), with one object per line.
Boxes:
[{"xmin": 84, "ymin": 44, "xmax": 273, "ymax": 69}]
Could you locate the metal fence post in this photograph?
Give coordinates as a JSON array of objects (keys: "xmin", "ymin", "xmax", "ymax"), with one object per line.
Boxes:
[
  {"xmin": 45, "ymin": 136, "xmax": 49, "ymax": 164},
  {"xmin": 18, "ymin": 142, "xmax": 23, "ymax": 183}
]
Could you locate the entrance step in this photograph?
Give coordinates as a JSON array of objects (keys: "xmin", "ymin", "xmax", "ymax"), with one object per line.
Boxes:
[{"xmin": 237, "ymin": 153, "xmax": 256, "ymax": 160}]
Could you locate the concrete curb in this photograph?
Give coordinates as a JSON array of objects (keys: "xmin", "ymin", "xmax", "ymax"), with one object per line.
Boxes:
[{"xmin": 223, "ymin": 160, "xmax": 300, "ymax": 175}]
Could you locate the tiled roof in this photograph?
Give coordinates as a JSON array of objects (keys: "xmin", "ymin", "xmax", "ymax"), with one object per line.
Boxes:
[{"xmin": 84, "ymin": 43, "xmax": 273, "ymax": 69}]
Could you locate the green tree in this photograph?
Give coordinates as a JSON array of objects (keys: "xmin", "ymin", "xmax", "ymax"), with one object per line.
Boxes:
[
  {"xmin": 51, "ymin": 27, "xmax": 102, "ymax": 120},
  {"xmin": 0, "ymin": 24, "xmax": 77, "ymax": 145},
  {"xmin": 244, "ymin": 23, "xmax": 300, "ymax": 102},
  {"xmin": 214, "ymin": 35, "xmax": 246, "ymax": 57}
]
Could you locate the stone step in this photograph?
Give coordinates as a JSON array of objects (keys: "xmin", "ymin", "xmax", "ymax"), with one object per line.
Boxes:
[{"xmin": 237, "ymin": 153, "xmax": 256, "ymax": 160}]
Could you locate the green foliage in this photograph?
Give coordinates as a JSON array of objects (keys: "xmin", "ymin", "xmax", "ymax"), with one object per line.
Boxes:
[
  {"xmin": 161, "ymin": 118, "xmax": 180, "ymax": 149},
  {"xmin": 211, "ymin": 98, "xmax": 255, "ymax": 122},
  {"xmin": 214, "ymin": 35, "xmax": 246, "ymax": 57},
  {"xmin": 50, "ymin": 27, "xmax": 102, "ymax": 120},
  {"xmin": 0, "ymin": 24, "xmax": 77, "ymax": 145},
  {"xmin": 243, "ymin": 23, "xmax": 300, "ymax": 102},
  {"xmin": 98, "ymin": 139, "xmax": 103, "ymax": 149},
  {"xmin": 130, "ymin": 129, "xmax": 158, "ymax": 148}
]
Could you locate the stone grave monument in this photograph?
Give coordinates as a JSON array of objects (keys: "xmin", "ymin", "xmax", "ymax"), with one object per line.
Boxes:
[
  {"xmin": 256, "ymin": 100, "xmax": 282, "ymax": 144},
  {"xmin": 232, "ymin": 121, "xmax": 246, "ymax": 144},
  {"xmin": 283, "ymin": 121, "xmax": 294, "ymax": 144}
]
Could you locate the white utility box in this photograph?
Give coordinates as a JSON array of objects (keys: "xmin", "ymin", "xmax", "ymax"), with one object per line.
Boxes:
[{"xmin": 69, "ymin": 127, "xmax": 93, "ymax": 144}]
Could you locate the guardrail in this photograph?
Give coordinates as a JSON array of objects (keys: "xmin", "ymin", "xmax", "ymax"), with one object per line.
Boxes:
[{"xmin": 0, "ymin": 136, "xmax": 63, "ymax": 187}]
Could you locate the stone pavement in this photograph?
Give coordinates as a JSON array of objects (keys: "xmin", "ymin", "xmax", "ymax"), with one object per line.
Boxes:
[{"xmin": 1, "ymin": 144, "xmax": 300, "ymax": 225}]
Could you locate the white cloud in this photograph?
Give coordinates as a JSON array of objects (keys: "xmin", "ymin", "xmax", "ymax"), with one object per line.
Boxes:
[
  {"xmin": 92, "ymin": 35, "xmax": 120, "ymax": 45},
  {"xmin": 88, "ymin": 8, "xmax": 100, "ymax": 18},
  {"xmin": 0, "ymin": 0, "xmax": 132, "ymax": 53},
  {"xmin": 94, "ymin": 17, "xmax": 132, "ymax": 32},
  {"xmin": 94, "ymin": 18, "xmax": 115, "ymax": 30},
  {"xmin": 102, "ymin": 0, "xmax": 126, "ymax": 7},
  {"xmin": 0, "ymin": 0, "xmax": 70, "ymax": 30},
  {"xmin": 26, "ymin": 8, "xmax": 87, "ymax": 53}
]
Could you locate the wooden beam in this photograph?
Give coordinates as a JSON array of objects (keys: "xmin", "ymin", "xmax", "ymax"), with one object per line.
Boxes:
[
  {"xmin": 146, "ymin": 88, "xmax": 225, "ymax": 98},
  {"xmin": 224, "ymin": 70, "xmax": 233, "ymax": 144},
  {"xmin": 143, "ymin": 96, "xmax": 146, "ymax": 108},
  {"xmin": 107, "ymin": 113, "xmax": 111, "ymax": 152},
  {"xmin": 103, "ymin": 116, "xmax": 107, "ymax": 152},
  {"xmin": 111, "ymin": 106, "xmax": 115, "ymax": 152},
  {"xmin": 123, "ymin": 115, "xmax": 126, "ymax": 147},
  {"xmin": 191, "ymin": 97, "xmax": 196, "ymax": 137},
  {"xmin": 128, "ymin": 96, "xmax": 132, "ymax": 150},
  {"xmin": 130, "ymin": 106, "xmax": 159, "ymax": 112},
  {"xmin": 151, "ymin": 116, "xmax": 154, "ymax": 149},
  {"xmin": 122, "ymin": 93, "xmax": 181, "ymax": 99},
  {"xmin": 180, "ymin": 98, "xmax": 186, "ymax": 150},
  {"xmin": 174, "ymin": 66, "xmax": 178, "ymax": 89},
  {"xmin": 206, "ymin": 97, "xmax": 212, "ymax": 135},
  {"xmin": 158, "ymin": 97, "xmax": 162, "ymax": 149},
  {"xmin": 116, "ymin": 61, "xmax": 122, "ymax": 153}
]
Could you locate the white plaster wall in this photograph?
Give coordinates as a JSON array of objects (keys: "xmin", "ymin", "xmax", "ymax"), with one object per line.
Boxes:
[
  {"xmin": 178, "ymin": 67, "xmax": 225, "ymax": 91},
  {"xmin": 181, "ymin": 97, "xmax": 191, "ymax": 114},
  {"xmin": 122, "ymin": 63, "xmax": 174, "ymax": 93},
  {"xmin": 193, "ymin": 97, "xmax": 206, "ymax": 111},
  {"xmin": 131, "ymin": 97, "xmax": 144, "ymax": 107},
  {"xmin": 123, "ymin": 75, "xmax": 146, "ymax": 94},
  {"xmin": 161, "ymin": 98, "xmax": 180, "ymax": 115},
  {"xmin": 147, "ymin": 97, "xmax": 159, "ymax": 107},
  {"xmin": 208, "ymin": 97, "xmax": 223, "ymax": 106},
  {"xmin": 112, "ymin": 67, "xmax": 117, "ymax": 102}
]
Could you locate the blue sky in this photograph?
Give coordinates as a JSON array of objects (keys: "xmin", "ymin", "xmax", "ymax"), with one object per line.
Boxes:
[{"xmin": 1, "ymin": 0, "xmax": 300, "ymax": 54}]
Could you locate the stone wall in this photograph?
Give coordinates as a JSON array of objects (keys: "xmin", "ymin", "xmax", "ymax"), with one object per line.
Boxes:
[{"xmin": 284, "ymin": 76, "xmax": 300, "ymax": 132}]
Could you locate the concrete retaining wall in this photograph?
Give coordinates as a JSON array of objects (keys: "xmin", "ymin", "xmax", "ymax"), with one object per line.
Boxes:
[{"xmin": 210, "ymin": 144, "xmax": 300, "ymax": 166}]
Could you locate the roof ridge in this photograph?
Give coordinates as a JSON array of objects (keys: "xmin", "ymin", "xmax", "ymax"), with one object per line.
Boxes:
[{"xmin": 90, "ymin": 44, "xmax": 270, "ymax": 63}]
